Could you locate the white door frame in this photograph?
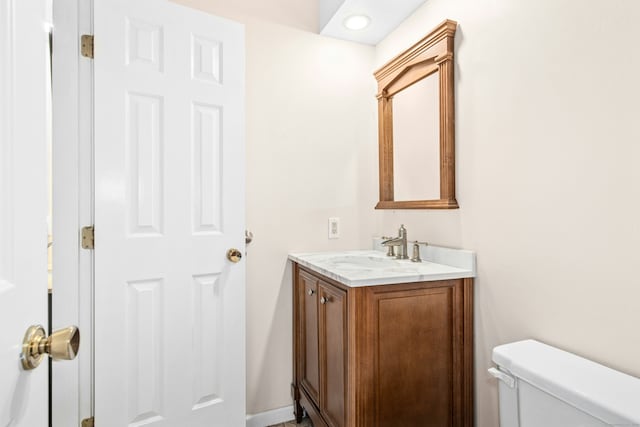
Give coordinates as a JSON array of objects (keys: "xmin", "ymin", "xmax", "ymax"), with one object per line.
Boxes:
[{"xmin": 51, "ymin": 0, "xmax": 93, "ymax": 425}]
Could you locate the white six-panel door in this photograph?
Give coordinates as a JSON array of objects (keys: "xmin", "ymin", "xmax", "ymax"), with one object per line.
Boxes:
[
  {"xmin": 94, "ymin": 1, "xmax": 245, "ymax": 425},
  {"xmin": 0, "ymin": 1, "xmax": 50, "ymax": 426}
]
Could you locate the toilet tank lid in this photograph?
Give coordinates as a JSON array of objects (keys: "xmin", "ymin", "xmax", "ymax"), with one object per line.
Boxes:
[{"xmin": 492, "ymin": 339, "xmax": 640, "ymax": 425}]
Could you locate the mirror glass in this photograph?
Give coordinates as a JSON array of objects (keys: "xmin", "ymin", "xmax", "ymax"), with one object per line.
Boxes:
[{"xmin": 392, "ymin": 72, "xmax": 440, "ymax": 201}]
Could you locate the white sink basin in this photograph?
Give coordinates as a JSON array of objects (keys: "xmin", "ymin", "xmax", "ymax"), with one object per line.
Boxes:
[
  {"xmin": 326, "ymin": 254, "xmax": 406, "ymax": 269},
  {"xmin": 288, "ymin": 248, "xmax": 475, "ymax": 287}
]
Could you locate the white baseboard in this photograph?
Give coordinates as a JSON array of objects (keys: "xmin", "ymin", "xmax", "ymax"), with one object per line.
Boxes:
[{"xmin": 246, "ymin": 405, "xmax": 295, "ymax": 427}]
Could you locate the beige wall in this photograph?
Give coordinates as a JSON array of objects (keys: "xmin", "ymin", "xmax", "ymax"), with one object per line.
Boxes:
[
  {"xmin": 176, "ymin": 0, "xmax": 640, "ymax": 423},
  {"xmin": 243, "ymin": 21, "xmax": 375, "ymax": 414},
  {"xmin": 374, "ymin": 0, "xmax": 640, "ymax": 425}
]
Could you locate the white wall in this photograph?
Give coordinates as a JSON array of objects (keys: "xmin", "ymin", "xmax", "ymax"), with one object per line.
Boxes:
[
  {"xmin": 374, "ymin": 0, "xmax": 640, "ymax": 425},
  {"xmin": 175, "ymin": 0, "xmax": 376, "ymax": 415}
]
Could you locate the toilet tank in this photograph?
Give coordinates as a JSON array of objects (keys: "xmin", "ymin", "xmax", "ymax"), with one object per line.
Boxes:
[{"xmin": 490, "ymin": 340, "xmax": 640, "ymax": 427}]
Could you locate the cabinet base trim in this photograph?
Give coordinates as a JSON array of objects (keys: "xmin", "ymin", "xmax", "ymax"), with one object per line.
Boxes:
[{"xmin": 299, "ymin": 389, "xmax": 329, "ymax": 427}]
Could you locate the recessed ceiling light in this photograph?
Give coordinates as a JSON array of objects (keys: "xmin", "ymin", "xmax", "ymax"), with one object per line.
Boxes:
[{"xmin": 343, "ymin": 14, "xmax": 371, "ymax": 31}]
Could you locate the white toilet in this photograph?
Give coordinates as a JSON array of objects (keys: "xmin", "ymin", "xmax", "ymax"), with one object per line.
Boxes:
[{"xmin": 489, "ymin": 339, "xmax": 640, "ymax": 426}]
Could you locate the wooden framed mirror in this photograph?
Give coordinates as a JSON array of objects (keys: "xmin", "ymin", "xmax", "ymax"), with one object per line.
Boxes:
[{"xmin": 374, "ymin": 20, "xmax": 458, "ymax": 209}]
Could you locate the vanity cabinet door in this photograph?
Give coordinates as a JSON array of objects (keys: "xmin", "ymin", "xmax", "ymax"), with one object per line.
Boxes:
[
  {"xmin": 299, "ymin": 270, "xmax": 320, "ymax": 405},
  {"xmin": 318, "ymin": 282, "xmax": 347, "ymax": 427},
  {"xmin": 368, "ymin": 282, "xmax": 462, "ymax": 427}
]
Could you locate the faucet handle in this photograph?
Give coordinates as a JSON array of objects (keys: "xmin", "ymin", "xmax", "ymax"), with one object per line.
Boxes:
[
  {"xmin": 411, "ymin": 242, "xmax": 422, "ymax": 263},
  {"xmin": 386, "ymin": 245, "xmax": 395, "ymax": 257},
  {"xmin": 380, "ymin": 236, "xmax": 395, "ymax": 257}
]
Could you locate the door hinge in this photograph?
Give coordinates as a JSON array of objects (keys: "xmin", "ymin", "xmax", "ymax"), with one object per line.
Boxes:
[
  {"xmin": 81, "ymin": 417, "xmax": 94, "ymax": 427},
  {"xmin": 81, "ymin": 225, "xmax": 95, "ymax": 249},
  {"xmin": 81, "ymin": 34, "xmax": 94, "ymax": 58}
]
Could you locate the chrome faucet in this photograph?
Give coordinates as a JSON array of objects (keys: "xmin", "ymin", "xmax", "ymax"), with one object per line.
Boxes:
[{"xmin": 382, "ymin": 224, "xmax": 408, "ymax": 259}]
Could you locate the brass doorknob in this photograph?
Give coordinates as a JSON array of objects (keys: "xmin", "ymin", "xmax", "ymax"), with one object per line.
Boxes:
[
  {"xmin": 21, "ymin": 325, "xmax": 80, "ymax": 370},
  {"xmin": 227, "ymin": 248, "xmax": 242, "ymax": 263}
]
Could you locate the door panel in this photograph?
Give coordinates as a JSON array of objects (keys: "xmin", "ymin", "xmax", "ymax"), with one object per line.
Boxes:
[
  {"xmin": 94, "ymin": 1, "xmax": 245, "ymax": 425},
  {"xmin": 0, "ymin": 0, "xmax": 49, "ymax": 426}
]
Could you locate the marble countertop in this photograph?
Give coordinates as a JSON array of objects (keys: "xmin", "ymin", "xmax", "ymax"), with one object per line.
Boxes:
[{"xmin": 288, "ymin": 246, "xmax": 476, "ymax": 287}]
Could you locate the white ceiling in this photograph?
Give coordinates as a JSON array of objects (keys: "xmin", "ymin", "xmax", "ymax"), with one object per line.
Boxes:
[{"xmin": 319, "ymin": 0, "xmax": 427, "ymax": 45}]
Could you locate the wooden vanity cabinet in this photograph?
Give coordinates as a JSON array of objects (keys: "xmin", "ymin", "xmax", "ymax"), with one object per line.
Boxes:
[{"xmin": 292, "ymin": 263, "xmax": 474, "ymax": 427}]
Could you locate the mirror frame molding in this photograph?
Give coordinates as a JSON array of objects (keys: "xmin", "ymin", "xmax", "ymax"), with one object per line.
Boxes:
[{"xmin": 374, "ymin": 19, "xmax": 458, "ymax": 209}]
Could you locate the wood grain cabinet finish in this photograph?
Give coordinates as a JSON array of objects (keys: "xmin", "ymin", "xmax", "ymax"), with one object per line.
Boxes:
[
  {"xmin": 300, "ymin": 271, "xmax": 321, "ymax": 405},
  {"xmin": 292, "ymin": 263, "xmax": 474, "ymax": 427}
]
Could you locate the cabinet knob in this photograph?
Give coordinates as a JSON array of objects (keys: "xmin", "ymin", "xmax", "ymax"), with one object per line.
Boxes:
[
  {"xmin": 320, "ymin": 296, "xmax": 327, "ymax": 304},
  {"xmin": 308, "ymin": 289, "xmax": 315, "ymax": 296}
]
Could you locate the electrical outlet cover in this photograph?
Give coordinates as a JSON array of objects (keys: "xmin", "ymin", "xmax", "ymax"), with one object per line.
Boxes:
[{"xmin": 328, "ymin": 217, "xmax": 340, "ymax": 239}]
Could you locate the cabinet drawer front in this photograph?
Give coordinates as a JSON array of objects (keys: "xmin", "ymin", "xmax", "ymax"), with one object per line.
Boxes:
[
  {"xmin": 319, "ymin": 282, "xmax": 347, "ymax": 427},
  {"xmin": 299, "ymin": 270, "xmax": 320, "ymax": 405}
]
